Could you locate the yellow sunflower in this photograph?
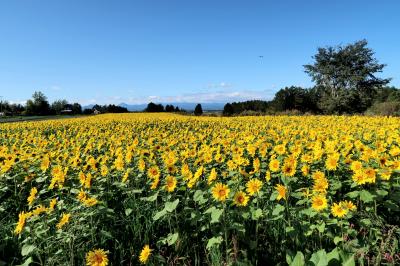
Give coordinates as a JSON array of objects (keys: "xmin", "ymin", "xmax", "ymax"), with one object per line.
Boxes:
[
  {"xmin": 211, "ymin": 182, "xmax": 230, "ymax": 202},
  {"xmin": 27, "ymin": 187, "xmax": 38, "ymax": 206},
  {"xmin": 207, "ymin": 168, "xmax": 217, "ymax": 184},
  {"xmin": 331, "ymin": 203, "xmax": 348, "ymax": 218},
  {"xmin": 269, "ymin": 159, "xmax": 280, "ymax": 172},
  {"xmin": 325, "ymin": 155, "xmax": 339, "ymax": 171},
  {"xmin": 86, "ymin": 249, "xmax": 109, "ymax": 266},
  {"xmin": 341, "ymin": 200, "xmax": 356, "ymax": 211},
  {"xmin": 165, "ymin": 175, "xmax": 177, "ymax": 192},
  {"xmin": 56, "ymin": 213, "xmax": 71, "ymax": 229},
  {"xmin": 139, "ymin": 245, "xmax": 152, "ymax": 264},
  {"xmin": 275, "ymin": 184, "xmax": 287, "ymax": 200},
  {"xmin": 14, "ymin": 211, "xmax": 27, "ymax": 235},
  {"xmin": 311, "ymin": 195, "xmax": 328, "ymax": 211},
  {"xmin": 47, "ymin": 198, "xmax": 57, "ymax": 212},
  {"xmin": 246, "ymin": 178, "xmax": 263, "ymax": 195},
  {"xmin": 233, "ymin": 191, "xmax": 249, "ymax": 206},
  {"xmin": 350, "ymin": 161, "xmax": 362, "ymax": 172},
  {"xmin": 147, "ymin": 166, "xmax": 160, "ymax": 179},
  {"xmin": 282, "ymin": 163, "xmax": 296, "ymax": 177}
]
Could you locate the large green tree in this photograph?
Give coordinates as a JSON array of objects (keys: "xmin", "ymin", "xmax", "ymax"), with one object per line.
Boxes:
[
  {"xmin": 26, "ymin": 91, "xmax": 50, "ymax": 115},
  {"xmin": 304, "ymin": 40, "xmax": 390, "ymax": 114}
]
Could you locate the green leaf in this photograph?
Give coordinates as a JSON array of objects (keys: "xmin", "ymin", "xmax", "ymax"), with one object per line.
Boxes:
[
  {"xmin": 345, "ymin": 191, "xmax": 359, "ymax": 199},
  {"xmin": 285, "ymin": 226, "xmax": 296, "ymax": 236},
  {"xmin": 296, "ymin": 198, "xmax": 308, "ymax": 205},
  {"xmin": 289, "ymin": 251, "xmax": 305, "ymax": 266},
  {"xmin": 310, "ymin": 249, "xmax": 328, "ymax": 266},
  {"xmin": 316, "ymin": 222, "xmax": 325, "ymax": 233},
  {"xmin": 166, "ymin": 232, "xmax": 179, "ymax": 246},
  {"xmin": 272, "ymin": 204, "xmax": 285, "ymax": 216},
  {"xmin": 231, "ymin": 222, "xmax": 245, "ymax": 233},
  {"xmin": 16, "ymin": 257, "xmax": 33, "ymax": 266},
  {"xmin": 165, "ymin": 199, "xmax": 179, "ymax": 212},
  {"xmin": 270, "ymin": 191, "xmax": 278, "ymax": 201},
  {"xmin": 251, "ymin": 208, "xmax": 263, "ymax": 220},
  {"xmin": 284, "ymin": 226, "xmax": 294, "ymax": 233},
  {"xmin": 241, "ymin": 212, "xmax": 250, "ymax": 220},
  {"xmin": 125, "ymin": 208, "xmax": 133, "ymax": 216},
  {"xmin": 359, "ymin": 190, "xmax": 374, "ymax": 203},
  {"xmin": 211, "ymin": 208, "xmax": 223, "ymax": 223},
  {"xmin": 129, "ymin": 189, "xmax": 143, "ymax": 194},
  {"xmin": 153, "ymin": 209, "xmax": 167, "ymax": 221},
  {"xmin": 204, "ymin": 206, "xmax": 223, "ymax": 223},
  {"xmin": 193, "ymin": 190, "xmax": 207, "ymax": 204},
  {"xmin": 305, "ymin": 229, "xmax": 313, "ymax": 236},
  {"xmin": 330, "ymin": 180, "xmax": 342, "ymax": 191},
  {"xmin": 333, "ymin": 236, "xmax": 343, "ymax": 245},
  {"xmin": 35, "ymin": 176, "xmax": 47, "ymax": 183},
  {"xmin": 21, "ymin": 244, "xmax": 36, "ymax": 256},
  {"xmin": 141, "ymin": 192, "xmax": 158, "ymax": 202},
  {"xmin": 339, "ymin": 251, "xmax": 355, "ymax": 266},
  {"xmin": 360, "ymin": 219, "xmax": 372, "ymax": 226},
  {"xmin": 375, "ymin": 189, "xmax": 388, "ymax": 197},
  {"xmin": 286, "ymin": 250, "xmax": 296, "ymax": 265},
  {"xmin": 206, "ymin": 236, "xmax": 223, "ymax": 250},
  {"xmin": 326, "ymin": 247, "xmax": 340, "ymax": 263},
  {"xmin": 300, "ymin": 208, "xmax": 317, "ymax": 217}
]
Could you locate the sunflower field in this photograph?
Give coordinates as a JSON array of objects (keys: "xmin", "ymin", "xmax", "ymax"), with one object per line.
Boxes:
[{"xmin": 1, "ymin": 113, "xmax": 400, "ymax": 265}]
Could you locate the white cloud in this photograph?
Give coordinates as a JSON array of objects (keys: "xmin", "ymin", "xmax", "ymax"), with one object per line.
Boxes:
[
  {"xmin": 205, "ymin": 82, "xmax": 232, "ymax": 89},
  {"xmin": 8, "ymin": 100, "xmax": 27, "ymax": 105},
  {"xmin": 166, "ymin": 89, "xmax": 274, "ymax": 103},
  {"xmin": 50, "ymin": 85, "xmax": 62, "ymax": 91}
]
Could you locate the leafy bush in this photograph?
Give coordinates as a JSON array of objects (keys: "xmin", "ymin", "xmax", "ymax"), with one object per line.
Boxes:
[{"xmin": 365, "ymin": 101, "xmax": 400, "ymax": 116}]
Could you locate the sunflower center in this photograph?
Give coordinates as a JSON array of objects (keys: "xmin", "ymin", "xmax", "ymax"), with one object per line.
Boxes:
[{"xmin": 95, "ymin": 254, "xmax": 104, "ymax": 263}]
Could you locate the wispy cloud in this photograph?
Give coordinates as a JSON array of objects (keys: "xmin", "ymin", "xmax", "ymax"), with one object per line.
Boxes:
[
  {"xmin": 205, "ymin": 82, "xmax": 232, "ymax": 89},
  {"xmin": 77, "ymin": 88, "xmax": 275, "ymax": 106},
  {"xmin": 50, "ymin": 85, "xmax": 62, "ymax": 91},
  {"xmin": 8, "ymin": 100, "xmax": 27, "ymax": 105},
  {"xmin": 158, "ymin": 89, "xmax": 273, "ymax": 103}
]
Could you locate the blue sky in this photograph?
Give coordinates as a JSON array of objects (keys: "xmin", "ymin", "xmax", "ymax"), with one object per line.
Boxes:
[{"xmin": 0, "ymin": 0, "xmax": 399, "ymax": 105}]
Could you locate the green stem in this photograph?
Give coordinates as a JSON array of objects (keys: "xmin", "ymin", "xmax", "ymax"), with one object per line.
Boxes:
[
  {"xmin": 224, "ymin": 203, "xmax": 229, "ymax": 263},
  {"xmin": 255, "ymin": 195, "xmax": 259, "ymax": 265}
]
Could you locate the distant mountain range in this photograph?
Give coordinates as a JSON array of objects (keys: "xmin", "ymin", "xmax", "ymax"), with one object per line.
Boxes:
[{"xmin": 83, "ymin": 102, "xmax": 225, "ymax": 111}]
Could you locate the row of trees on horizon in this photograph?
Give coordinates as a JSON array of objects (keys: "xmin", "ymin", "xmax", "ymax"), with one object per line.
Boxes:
[
  {"xmin": 0, "ymin": 92, "xmax": 130, "ymax": 116},
  {"xmin": 0, "ymin": 92, "xmax": 84, "ymax": 116},
  {"xmin": 0, "ymin": 94, "xmax": 203, "ymax": 116}
]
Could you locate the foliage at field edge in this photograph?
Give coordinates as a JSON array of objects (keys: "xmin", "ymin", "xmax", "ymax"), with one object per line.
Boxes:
[{"xmin": 1, "ymin": 113, "xmax": 400, "ymax": 265}]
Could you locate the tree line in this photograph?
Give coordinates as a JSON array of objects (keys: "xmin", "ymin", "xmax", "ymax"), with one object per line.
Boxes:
[
  {"xmin": 144, "ymin": 102, "xmax": 180, "ymax": 112},
  {"xmin": 144, "ymin": 102, "xmax": 204, "ymax": 115},
  {"xmin": 223, "ymin": 40, "xmax": 400, "ymax": 116},
  {"xmin": 0, "ymin": 91, "xmax": 130, "ymax": 116},
  {"xmin": 82, "ymin": 104, "xmax": 128, "ymax": 114},
  {"xmin": 0, "ymin": 91, "xmax": 83, "ymax": 116}
]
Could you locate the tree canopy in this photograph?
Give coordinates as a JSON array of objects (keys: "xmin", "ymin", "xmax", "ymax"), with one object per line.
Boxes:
[
  {"xmin": 194, "ymin": 104, "xmax": 203, "ymax": 116},
  {"xmin": 26, "ymin": 91, "xmax": 51, "ymax": 116},
  {"xmin": 304, "ymin": 39, "xmax": 390, "ymax": 113}
]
